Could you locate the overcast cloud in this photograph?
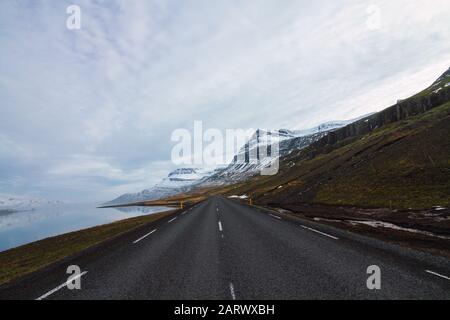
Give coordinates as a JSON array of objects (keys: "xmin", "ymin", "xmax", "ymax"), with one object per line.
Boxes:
[{"xmin": 1, "ymin": 0, "xmax": 449, "ymax": 202}]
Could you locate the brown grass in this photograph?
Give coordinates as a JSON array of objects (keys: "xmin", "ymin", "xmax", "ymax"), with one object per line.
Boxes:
[{"xmin": 0, "ymin": 210, "xmax": 174, "ymax": 286}]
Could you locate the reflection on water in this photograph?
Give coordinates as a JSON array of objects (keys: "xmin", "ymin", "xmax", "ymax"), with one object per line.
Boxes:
[
  {"xmin": 0, "ymin": 203, "xmax": 170, "ymax": 252},
  {"xmin": 113, "ymin": 206, "xmax": 164, "ymax": 214}
]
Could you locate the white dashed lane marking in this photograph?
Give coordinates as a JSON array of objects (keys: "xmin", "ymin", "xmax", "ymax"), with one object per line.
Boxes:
[
  {"xmin": 300, "ymin": 225, "xmax": 339, "ymax": 240},
  {"xmin": 229, "ymin": 282, "xmax": 236, "ymax": 300},
  {"xmin": 425, "ymin": 270, "xmax": 450, "ymax": 281},
  {"xmin": 36, "ymin": 271, "xmax": 88, "ymax": 300},
  {"xmin": 133, "ymin": 229, "xmax": 157, "ymax": 244}
]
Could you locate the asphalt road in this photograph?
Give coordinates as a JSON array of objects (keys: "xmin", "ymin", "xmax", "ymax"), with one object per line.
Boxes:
[{"xmin": 0, "ymin": 196, "xmax": 449, "ymax": 300}]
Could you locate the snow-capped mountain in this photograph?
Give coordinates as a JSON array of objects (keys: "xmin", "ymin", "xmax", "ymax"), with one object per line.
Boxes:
[
  {"xmin": 198, "ymin": 130, "xmax": 326, "ymax": 185},
  {"xmin": 199, "ymin": 116, "xmax": 368, "ymax": 186},
  {"xmin": 105, "ymin": 116, "xmax": 370, "ymax": 205},
  {"xmin": 0, "ymin": 194, "xmax": 60, "ymax": 212},
  {"xmin": 104, "ymin": 168, "xmax": 216, "ymax": 206},
  {"xmin": 429, "ymin": 67, "xmax": 450, "ymax": 93},
  {"xmin": 159, "ymin": 168, "xmax": 212, "ymax": 187},
  {"xmin": 433, "ymin": 67, "xmax": 450, "ymax": 85}
]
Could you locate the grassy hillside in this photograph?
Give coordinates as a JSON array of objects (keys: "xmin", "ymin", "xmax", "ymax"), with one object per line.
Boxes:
[
  {"xmin": 313, "ymin": 102, "xmax": 450, "ymax": 208},
  {"xmin": 222, "ymin": 101, "xmax": 450, "ymax": 210}
]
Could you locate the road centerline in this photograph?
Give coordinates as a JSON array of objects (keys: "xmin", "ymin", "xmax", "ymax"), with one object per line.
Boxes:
[{"xmin": 218, "ymin": 221, "xmax": 223, "ymax": 232}]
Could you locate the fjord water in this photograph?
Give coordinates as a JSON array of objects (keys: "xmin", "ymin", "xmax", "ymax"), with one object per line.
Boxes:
[{"xmin": 0, "ymin": 203, "xmax": 170, "ymax": 252}]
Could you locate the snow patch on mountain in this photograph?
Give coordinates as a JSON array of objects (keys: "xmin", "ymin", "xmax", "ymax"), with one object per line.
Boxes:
[
  {"xmin": 430, "ymin": 67, "xmax": 450, "ymax": 91},
  {"xmin": 200, "ymin": 115, "xmax": 369, "ymax": 186},
  {"xmin": 432, "ymin": 67, "xmax": 450, "ymax": 85}
]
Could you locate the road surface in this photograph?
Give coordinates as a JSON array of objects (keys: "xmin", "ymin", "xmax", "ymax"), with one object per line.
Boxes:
[{"xmin": 0, "ymin": 196, "xmax": 449, "ymax": 300}]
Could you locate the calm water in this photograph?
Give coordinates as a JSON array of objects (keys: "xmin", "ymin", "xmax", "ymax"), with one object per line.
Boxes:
[{"xmin": 0, "ymin": 203, "xmax": 171, "ymax": 252}]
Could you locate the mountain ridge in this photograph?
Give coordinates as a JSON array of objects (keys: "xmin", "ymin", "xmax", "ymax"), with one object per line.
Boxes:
[
  {"xmin": 218, "ymin": 66, "xmax": 450, "ymax": 209},
  {"xmin": 105, "ymin": 116, "xmax": 367, "ymax": 205},
  {"xmin": 103, "ymin": 167, "xmax": 217, "ymax": 206}
]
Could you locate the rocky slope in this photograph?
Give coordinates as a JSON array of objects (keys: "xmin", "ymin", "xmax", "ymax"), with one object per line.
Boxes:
[
  {"xmin": 199, "ymin": 117, "xmax": 366, "ymax": 186},
  {"xmin": 313, "ymin": 69, "xmax": 450, "ymax": 150},
  {"xmin": 223, "ymin": 67, "xmax": 450, "ymax": 210}
]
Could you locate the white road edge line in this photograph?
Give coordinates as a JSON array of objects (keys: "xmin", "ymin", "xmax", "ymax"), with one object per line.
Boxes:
[
  {"xmin": 168, "ymin": 217, "xmax": 177, "ymax": 223},
  {"xmin": 133, "ymin": 229, "xmax": 157, "ymax": 244},
  {"xmin": 425, "ymin": 270, "xmax": 450, "ymax": 281},
  {"xmin": 269, "ymin": 213, "xmax": 282, "ymax": 220},
  {"xmin": 218, "ymin": 221, "xmax": 223, "ymax": 232},
  {"xmin": 301, "ymin": 225, "xmax": 339, "ymax": 240},
  {"xmin": 229, "ymin": 282, "xmax": 236, "ymax": 300},
  {"xmin": 36, "ymin": 271, "xmax": 88, "ymax": 300}
]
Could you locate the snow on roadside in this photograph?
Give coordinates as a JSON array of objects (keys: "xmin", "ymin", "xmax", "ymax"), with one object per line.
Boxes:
[
  {"xmin": 312, "ymin": 217, "xmax": 450, "ymax": 240},
  {"xmin": 347, "ymin": 220, "xmax": 450, "ymax": 240},
  {"xmin": 228, "ymin": 195, "xmax": 249, "ymax": 199}
]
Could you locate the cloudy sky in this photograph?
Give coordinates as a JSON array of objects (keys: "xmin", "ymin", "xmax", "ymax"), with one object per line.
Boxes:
[{"xmin": 1, "ymin": 0, "xmax": 449, "ymax": 202}]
